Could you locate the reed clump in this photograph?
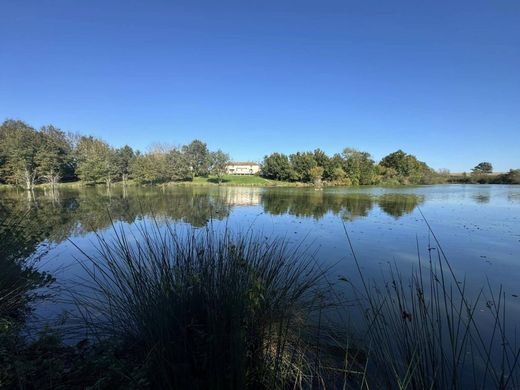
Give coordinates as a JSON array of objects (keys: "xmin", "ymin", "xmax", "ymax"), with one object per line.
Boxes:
[{"xmin": 72, "ymin": 220, "xmax": 332, "ymax": 389}]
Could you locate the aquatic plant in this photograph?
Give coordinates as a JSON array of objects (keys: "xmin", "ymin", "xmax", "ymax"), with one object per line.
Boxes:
[
  {"xmin": 345, "ymin": 214, "xmax": 520, "ymax": 389},
  {"xmin": 72, "ymin": 220, "xmax": 333, "ymax": 389}
]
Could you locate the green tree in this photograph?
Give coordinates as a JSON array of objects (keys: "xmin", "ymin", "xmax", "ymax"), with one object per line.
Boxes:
[
  {"xmin": 380, "ymin": 149, "xmax": 433, "ymax": 184},
  {"xmin": 209, "ymin": 150, "xmax": 230, "ymax": 184},
  {"xmin": 472, "ymin": 162, "xmax": 493, "ymax": 174},
  {"xmin": 114, "ymin": 145, "xmax": 135, "ymax": 185},
  {"xmin": 342, "ymin": 148, "xmax": 375, "ymax": 185},
  {"xmin": 309, "ymin": 166, "xmax": 324, "ymax": 186},
  {"xmin": 261, "ymin": 153, "xmax": 295, "ymax": 181},
  {"xmin": 130, "ymin": 146, "xmax": 170, "ymax": 185},
  {"xmin": 0, "ymin": 120, "xmax": 40, "ymax": 189},
  {"xmin": 167, "ymin": 148, "xmax": 192, "ymax": 182},
  {"xmin": 290, "ymin": 152, "xmax": 317, "ymax": 182},
  {"xmin": 323, "ymin": 153, "xmax": 345, "ymax": 182},
  {"xmin": 183, "ymin": 140, "xmax": 210, "ymax": 177},
  {"xmin": 75, "ymin": 136, "xmax": 116, "ymax": 185},
  {"xmin": 36, "ymin": 125, "xmax": 73, "ymax": 188},
  {"xmin": 504, "ymin": 169, "xmax": 520, "ymax": 184}
]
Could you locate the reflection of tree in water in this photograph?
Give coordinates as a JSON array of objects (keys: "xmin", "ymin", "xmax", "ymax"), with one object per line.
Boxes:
[
  {"xmin": 0, "ymin": 187, "xmax": 232, "ymax": 248},
  {"xmin": 472, "ymin": 193, "xmax": 491, "ymax": 204},
  {"xmin": 261, "ymin": 191, "xmax": 375, "ymax": 220},
  {"xmin": 0, "ymin": 205, "xmax": 54, "ymax": 323},
  {"xmin": 0, "ymin": 187, "xmax": 233, "ymax": 324},
  {"xmin": 261, "ymin": 191, "xmax": 423, "ymax": 220},
  {"xmin": 377, "ymin": 194, "xmax": 425, "ymax": 218}
]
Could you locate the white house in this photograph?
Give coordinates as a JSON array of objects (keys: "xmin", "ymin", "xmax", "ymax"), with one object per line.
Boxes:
[{"xmin": 225, "ymin": 162, "xmax": 260, "ymax": 175}]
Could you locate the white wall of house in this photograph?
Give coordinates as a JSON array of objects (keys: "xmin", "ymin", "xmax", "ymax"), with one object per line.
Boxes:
[{"xmin": 226, "ymin": 163, "xmax": 260, "ymax": 175}]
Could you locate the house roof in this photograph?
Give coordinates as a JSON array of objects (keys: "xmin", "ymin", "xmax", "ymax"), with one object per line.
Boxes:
[{"xmin": 226, "ymin": 162, "xmax": 260, "ymax": 166}]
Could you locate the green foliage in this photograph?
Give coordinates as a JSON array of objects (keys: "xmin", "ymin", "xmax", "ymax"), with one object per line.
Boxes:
[
  {"xmin": 379, "ymin": 149, "xmax": 434, "ymax": 184},
  {"xmin": 504, "ymin": 169, "xmax": 520, "ymax": 184},
  {"xmin": 290, "ymin": 152, "xmax": 318, "ymax": 182},
  {"xmin": 472, "ymin": 161, "xmax": 493, "ymax": 174},
  {"xmin": 308, "ymin": 165, "xmax": 324, "ymax": 185},
  {"xmin": 209, "ymin": 149, "xmax": 230, "ymax": 183},
  {"xmin": 113, "ymin": 145, "xmax": 135, "ymax": 183},
  {"xmin": 183, "ymin": 139, "xmax": 211, "ymax": 177},
  {"xmin": 0, "ymin": 120, "xmax": 41, "ymax": 189},
  {"xmin": 167, "ymin": 147, "xmax": 192, "ymax": 181},
  {"xmin": 341, "ymin": 148, "xmax": 375, "ymax": 185},
  {"xmin": 75, "ymin": 136, "xmax": 117, "ymax": 185},
  {"xmin": 36, "ymin": 125, "xmax": 74, "ymax": 186},
  {"xmin": 261, "ymin": 153, "xmax": 295, "ymax": 181}
]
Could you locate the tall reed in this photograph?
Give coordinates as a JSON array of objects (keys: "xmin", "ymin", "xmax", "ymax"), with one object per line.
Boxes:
[
  {"xmin": 345, "ymin": 214, "xmax": 520, "ymax": 389},
  {"xmin": 71, "ymin": 219, "xmax": 333, "ymax": 389}
]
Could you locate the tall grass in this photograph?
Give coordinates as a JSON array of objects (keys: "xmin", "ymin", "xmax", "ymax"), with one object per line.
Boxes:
[
  {"xmin": 345, "ymin": 214, "xmax": 520, "ymax": 389},
  {"xmin": 71, "ymin": 219, "xmax": 334, "ymax": 389}
]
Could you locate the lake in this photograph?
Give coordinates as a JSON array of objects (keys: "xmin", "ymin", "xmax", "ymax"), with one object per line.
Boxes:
[{"xmin": 1, "ymin": 184, "xmax": 520, "ymax": 333}]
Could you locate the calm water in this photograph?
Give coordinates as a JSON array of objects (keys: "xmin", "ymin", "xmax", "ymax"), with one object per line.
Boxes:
[{"xmin": 1, "ymin": 184, "xmax": 520, "ymax": 327}]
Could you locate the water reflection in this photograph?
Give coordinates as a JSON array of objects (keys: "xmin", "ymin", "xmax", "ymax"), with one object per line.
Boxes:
[{"xmin": 0, "ymin": 187, "xmax": 425, "ymax": 261}]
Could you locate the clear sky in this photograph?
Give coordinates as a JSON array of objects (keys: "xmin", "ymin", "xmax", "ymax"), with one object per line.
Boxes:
[{"xmin": 1, "ymin": 0, "xmax": 519, "ymax": 172}]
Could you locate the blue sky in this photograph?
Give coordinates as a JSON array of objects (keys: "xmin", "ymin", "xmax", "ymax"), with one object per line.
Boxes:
[{"xmin": 1, "ymin": 0, "xmax": 519, "ymax": 172}]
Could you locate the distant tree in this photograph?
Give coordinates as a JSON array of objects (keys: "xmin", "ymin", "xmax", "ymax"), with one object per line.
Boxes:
[
  {"xmin": 114, "ymin": 145, "xmax": 135, "ymax": 185},
  {"xmin": 380, "ymin": 149, "xmax": 432, "ymax": 184},
  {"xmin": 323, "ymin": 153, "xmax": 344, "ymax": 181},
  {"xmin": 261, "ymin": 153, "xmax": 295, "ymax": 181},
  {"xmin": 313, "ymin": 149, "xmax": 329, "ymax": 168},
  {"xmin": 505, "ymin": 169, "xmax": 520, "ymax": 184},
  {"xmin": 209, "ymin": 150, "xmax": 230, "ymax": 184},
  {"xmin": 183, "ymin": 140, "xmax": 210, "ymax": 177},
  {"xmin": 342, "ymin": 148, "xmax": 375, "ymax": 185},
  {"xmin": 331, "ymin": 166, "xmax": 347, "ymax": 182},
  {"xmin": 167, "ymin": 148, "xmax": 192, "ymax": 182},
  {"xmin": 36, "ymin": 125, "xmax": 73, "ymax": 188},
  {"xmin": 309, "ymin": 166, "xmax": 324, "ymax": 186},
  {"xmin": 75, "ymin": 136, "xmax": 116, "ymax": 185},
  {"xmin": 290, "ymin": 152, "xmax": 317, "ymax": 182},
  {"xmin": 0, "ymin": 120, "xmax": 40, "ymax": 189},
  {"xmin": 130, "ymin": 145, "xmax": 171, "ymax": 185},
  {"xmin": 472, "ymin": 162, "xmax": 493, "ymax": 174}
]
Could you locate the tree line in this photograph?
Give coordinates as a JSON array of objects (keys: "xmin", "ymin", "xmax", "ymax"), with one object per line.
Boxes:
[
  {"xmin": 0, "ymin": 119, "xmax": 230, "ymax": 189},
  {"xmin": 261, "ymin": 148, "xmax": 438, "ymax": 185},
  {"xmin": 1, "ymin": 119, "xmax": 518, "ymax": 188}
]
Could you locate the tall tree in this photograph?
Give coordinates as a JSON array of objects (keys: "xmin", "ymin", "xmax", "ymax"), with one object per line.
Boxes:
[
  {"xmin": 75, "ymin": 136, "xmax": 116, "ymax": 185},
  {"xmin": 0, "ymin": 120, "xmax": 40, "ymax": 190},
  {"xmin": 36, "ymin": 125, "xmax": 73, "ymax": 188},
  {"xmin": 167, "ymin": 148, "xmax": 192, "ymax": 182},
  {"xmin": 261, "ymin": 153, "xmax": 295, "ymax": 181},
  {"xmin": 342, "ymin": 148, "xmax": 375, "ymax": 185},
  {"xmin": 209, "ymin": 150, "xmax": 230, "ymax": 184},
  {"xmin": 290, "ymin": 152, "xmax": 317, "ymax": 183},
  {"xmin": 380, "ymin": 149, "xmax": 432, "ymax": 183},
  {"xmin": 114, "ymin": 145, "xmax": 135, "ymax": 185},
  {"xmin": 130, "ymin": 145, "xmax": 170, "ymax": 184},
  {"xmin": 183, "ymin": 140, "xmax": 210, "ymax": 177}
]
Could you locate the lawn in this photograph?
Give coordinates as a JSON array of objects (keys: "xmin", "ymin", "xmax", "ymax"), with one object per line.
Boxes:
[{"xmin": 192, "ymin": 175, "xmax": 276, "ymax": 186}]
